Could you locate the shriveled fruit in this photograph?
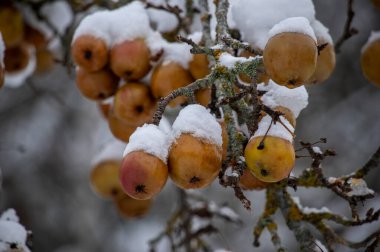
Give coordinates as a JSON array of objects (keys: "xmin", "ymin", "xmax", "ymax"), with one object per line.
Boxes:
[
  {"xmin": 110, "ymin": 39, "xmax": 151, "ymax": 80},
  {"xmin": 0, "ymin": 4, "xmax": 24, "ymax": 47},
  {"xmin": 168, "ymin": 134, "xmax": 222, "ymax": 189},
  {"xmin": 35, "ymin": 49, "xmax": 55, "ymax": 74},
  {"xmin": 244, "ymin": 135, "xmax": 295, "ymax": 182},
  {"xmin": 308, "ymin": 43, "xmax": 335, "ymax": 84},
  {"xmin": 195, "ymin": 88, "xmax": 211, "ymax": 107},
  {"xmin": 120, "ymin": 151, "xmax": 168, "ymax": 200},
  {"xmin": 113, "ymin": 83, "xmax": 156, "ymax": 125},
  {"xmin": 361, "ymin": 38, "xmax": 380, "ymax": 87},
  {"xmin": 71, "ymin": 35, "xmax": 108, "ymax": 72},
  {"xmin": 90, "ymin": 160, "xmax": 123, "ymax": 199},
  {"xmin": 151, "ymin": 61, "xmax": 194, "ymax": 107},
  {"xmin": 189, "ymin": 54, "xmax": 209, "ymax": 80},
  {"xmin": 114, "ymin": 194, "xmax": 152, "ymax": 218},
  {"xmin": 76, "ymin": 67, "xmax": 119, "ymax": 100},
  {"xmin": 239, "ymin": 168, "xmax": 269, "ymax": 190},
  {"xmin": 4, "ymin": 44, "xmax": 30, "ymax": 73},
  {"xmin": 239, "ymin": 51, "xmax": 269, "ymax": 84},
  {"xmin": 108, "ymin": 112, "xmax": 139, "ymax": 143},
  {"xmin": 263, "ymin": 32, "xmax": 317, "ymax": 88}
]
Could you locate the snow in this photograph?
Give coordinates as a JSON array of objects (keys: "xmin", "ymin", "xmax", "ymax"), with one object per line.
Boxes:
[
  {"xmin": 4, "ymin": 46, "xmax": 37, "ymax": 88},
  {"xmin": 172, "ymin": 104, "xmax": 222, "ymax": 147},
  {"xmin": 123, "ymin": 124, "xmax": 170, "ymax": 163},
  {"xmin": 146, "ymin": 8, "xmax": 178, "ymax": 33},
  {"xmin": 0, "ymin": 209, "xmax": 30, "ymax": 252},
  {"xmin": 252, "ymin": 115, "xmax": 294, "ymax": 142},
  {"xmin": 362, "ymin": 30, "xmax": 380, "ymax": 53},
  {"xmin": 40, "ymin": 1, "xmax": 73, "ymax": 35},
  {"xmin": 311, "ymin": 20, "xmax": 333, "ymax": 45},
  {"xmin": 231, "ymin": 0, "xmax": 315, "ymax": 49},
  {"xmin": 159, "ymin": 116, "xmax": 172, "ymax": 134},
  {"xmin": 327, "ymin": 177, "xmax": 337, "ymax": 184},
  {"xmin": 268, "ymin": 17, "xmax": 316, "ymax": 42},
  {"xmin": 312, "ymin": 146, "xmax": 322, "ymax": 154},
  {"xmin": 72, "ymin": 10, "xmax": 113, "ymax": 47},
  {"xmin": 258, "ymin": 80, "xmax": 309, "ymax": 118},
  {"xmin": 314, "ymin": 240, "xmax": 328, "ymax": 252},
  {"xmin": 291, "ymin": 196, "xmax": 330, "ymax": 214},
  {"xmin": 219, "ymin": 52, "xmax": 258, "ymax": 69},
  {"xmin": 188, "ymin": 31, "xmax": 203, "ymax": 44},
  {"xmin": 91, "ymin": 139, "xmax": 126, "ymax": 166},
  {"xmin": 110, "ymin": 2, "xmax": 152, "ymax": 46},
  {"xmin": 346, "ymin": 178, "xmax": 375, "ymax": 197}
]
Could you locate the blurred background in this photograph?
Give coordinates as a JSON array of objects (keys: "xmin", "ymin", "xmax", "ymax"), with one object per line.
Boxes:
[{"xmin": 0, "ymin": 0, "xmax": 379, "ymax": 251}]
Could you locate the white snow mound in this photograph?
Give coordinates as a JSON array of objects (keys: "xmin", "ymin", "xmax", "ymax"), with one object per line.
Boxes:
[{"xmin": 268, "ymin": 17, "xmax": 316, "ymax": 42}]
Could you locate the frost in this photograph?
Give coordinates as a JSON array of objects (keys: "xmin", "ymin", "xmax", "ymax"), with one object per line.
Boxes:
[
  {"xmin": 172, "ymin": 104, "xmax": 222, "ymax": 147},
  {"xmin": 91, "ymin": 139, "xmax": 126, "ymax": 166},
  {"xmin": 346, "ymin": 178, "xmax": 375, "ymax": 197},
  {"xmin": 252, "ymin": 115, "xmax": 294, "ymax": 142},
  {"xmin": 4, "ymin": 46, "xmax": 37, "ymax": 88},
  {"xmin": 362, "ymin": 30, "xmax": 380, "ymax": 53},
  {"xmin": 311, "ymin": 20, "xmax": 333, "ymax": 45},
  {"xmin": 219, "ymin": 52, "xmax": 258, "ymax": 69},
  {"xmin": 292, "ymin": 197, "xmax": 330, "ymax": 214},
  {"xmin": 123, "ymin": 124, "xmax": 170, "ymax": 163},
  {"xmin": 258, "ymin": 80, "xmax": 309, "ymax": 118},
  {"xmin": 231, "ymin": 0, "xmax": 316, "ymax": 49},
  {"xmin": 268, "ymin": 17, "xmax": 317, "ymax": 42},
  {"xmin": 328, "ymin": 177, "xmax": 337, "ymax": 184}
]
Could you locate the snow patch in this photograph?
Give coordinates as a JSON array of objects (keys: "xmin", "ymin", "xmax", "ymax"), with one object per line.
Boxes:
[
  {"xmin": 219, "ymin": 52, "xmax": 258, "ymax": 69},
  {"xmin": 311, "ymin": 20, "xmax": 333, "ymax": 45},
  {"xmin": 91, "ymin": 140, "xmax": 126, "ymax": 166},
  {"xmin": 258, "ymin": 80, "xmax": 309, "ymax": 118},
  {"xmin": 252, "ymin": 115, "xmax": 294, "ymax": 142},
  {"xmin": 347, "ymin": 178, "xmax": 375, "ymax": 197},
  {"xmin": 268, "ymin": 17, "xmax": 316, "ymax": 42},
  {"xmin": 172, "ymin": 104, "xmax": 222, "ymax": 147},
  {"xmin": 0, "ymin": 209, "xmax": 30, "ymax": 252},
  {"xmin": 123, "ymin": 124, "xmax": 170, "ymax": 163}
]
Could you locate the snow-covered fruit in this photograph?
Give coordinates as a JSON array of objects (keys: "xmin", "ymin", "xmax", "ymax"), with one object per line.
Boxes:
[
  {"xmin": 361, "ymin": 32, "xmax": 380, "ymax": 87},
  {"xmin": 120, "ymin": 125, "xmax": 170, "ymax": 200},
  {"xmin": 75, "ymin": 67, "xmax": 119, "ymax": 100},
  {"xmin": 72, "ymin": 35, "xmax": 109, "ymax": 72},
  {"xmin": 307, "ymin": 20, "xmax": 336, "ymax": 84},
  {"xmin": 168, "ymin": 105, "xmax": 223, "ymax": 189},
  {"xmin": 151, "ymin": 61, "xmax": 194, "ymax": 107},
  {"xmin": 239, "ymin": 168, "xmax": 269, "ymax": 190},
  {"xmin": 110, "ymin": 39, "xmax": 151, "ymax": 81},
  {"xmin": 113, "ymin": 83, "xmax": 156, "ymax": 125},
  {"xmin": 244, "ymin": 135, "xmax": 295, "ymax": 182},
  {"xmin": 0, "ymin": 3, "xmax": 24, "ymax": 48},
  {"xmin": 115, "ymin": 194, "xmax": 152, "ymax": 218},
  {"xmin": 263, "ymin": 17, "xmax": 317, "ymax": 88},
  {"xmin": 90, "ymin": 159, "xmax": 124, "ymax": 199}
]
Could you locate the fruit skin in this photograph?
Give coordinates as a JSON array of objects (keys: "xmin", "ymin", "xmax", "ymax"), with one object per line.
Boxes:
[
  {"xmin": 239, "ymin": 51, "xmax": 269, "ymax": 84},
  {"xmin": 114, "ymin": 194, "xmax": 152, "ymax": 218},
  {"xmin": 120, "ymin": 151, "xmax": 168, "ymax": 200},
  {"xmin": 35, "ymin": 49, "xmax": 55, "ymax": 74},
  {"xmin": 244, "ymin": 135, "xmax": 295, "ymax": 183},
  {"xmin": 71, "ymin": 35, "xmax": 108, "ymax": 72},
  {"xmin": 307, "ymin": 42, "xmax": 336, "ymax": 84},
  {"xmin": 361, "ymin": 39, "xmax": 380, "ymax": 87},
  {"xmin": 151, "ymin": 61, "xmax": 194, "ymax": 107},
  {"xmin": 239, "ymin": 168, "xmax": 269, "ymax": 190},
  {"xmin": 189, "ymin": 54, "xmax": 210, "ymax": 80},
  {"xmin": 90, "ymin": 160, "xmax": 124, "ymax": 199},
  {"xmin": 195, "ymin": 88, "xmax": 211, "ymax": 107},
  {"xmin": 108, "ymin": 112, "xmax": 139, "ymax": 143},
  {"xmin": 4, "ymin": 43, "xmax": 30, "ymax": 73},
  {"xmin": 76, "ymin": 67, "xmax": 119, "ymax": 100},
  {"xmin": 113, "ymin": 83, "xmax": 156, "ymax": 125},
  {"xmin": 0, "ymin": 4, "xmax": 24, "ymax": 47},
  {"xmin": 98, "ymin": 102, "xmax": 111, "ymax": 118},
  {"xmin": 24, "ymin": 25, "xmax": 47, "ymax": 50},
  {"xmin": 110, "ymin": 39, "xmax": 151, "ymax": 81},
  {"xmin": 168, "ymin": 134, "xmax": 222, "ymax": 189},
  {"xmin": 263, "ymin": 32, "xmax": 317, "ymax": 88}
]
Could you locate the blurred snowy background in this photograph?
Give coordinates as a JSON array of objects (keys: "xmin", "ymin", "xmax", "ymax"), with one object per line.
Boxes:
[{"xmin": 0, "ymin": 0, "xmax": 379, "ymax": 251}]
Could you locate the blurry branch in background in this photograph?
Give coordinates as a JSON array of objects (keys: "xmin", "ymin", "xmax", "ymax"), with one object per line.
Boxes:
[{"xmin": 335, "ymin": 0, "xmax": 358, "ymax": 53}]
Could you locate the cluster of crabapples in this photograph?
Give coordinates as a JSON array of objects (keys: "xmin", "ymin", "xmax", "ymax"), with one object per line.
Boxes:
[
  {"xmin": 71, "ymin": 2, "xmax": 211, "ymax": 143},
  {"xmin": 0, "ymin": 1, "xmax": 56, "ymax": 88}
]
